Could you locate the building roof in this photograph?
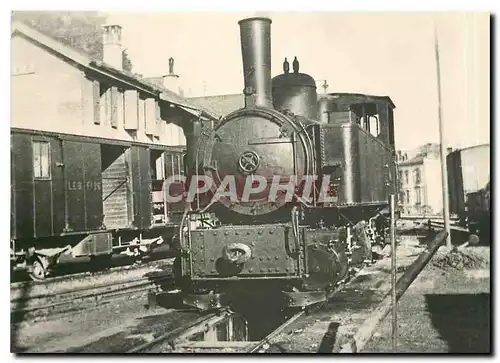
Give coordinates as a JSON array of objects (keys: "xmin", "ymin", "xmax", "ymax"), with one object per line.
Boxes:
[
  {"xmin": 188, "ymin": 94, "xmax": 245, "ymax": 118},
  {"xmin": 11, "ymin": 21, "xmax": 218, "ymax": 122},
  {"xmin": 398, "ymin": 154, "xmax": 426, "ymax": 166},
  {"xmin": 188, "ymin": 92, "xmax": 396, "ymax": 119}
]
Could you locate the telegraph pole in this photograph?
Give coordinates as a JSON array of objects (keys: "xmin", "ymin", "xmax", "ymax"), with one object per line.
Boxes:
[
  {"xmin": 389, "ymin": 194, "xmax": 397, "ymax": 351},
  {"xmin": 434, "ymin": 22, "xmax": 452, "ymax": 249}
]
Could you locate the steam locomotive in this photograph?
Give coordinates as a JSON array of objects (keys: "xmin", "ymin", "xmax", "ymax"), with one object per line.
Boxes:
[{"xmin": 172, "ymin": 17, "xmax": 398, "ymax": 310}]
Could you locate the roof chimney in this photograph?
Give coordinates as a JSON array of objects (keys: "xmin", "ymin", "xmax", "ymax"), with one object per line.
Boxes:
[
  {"xmin": 103, "ymin": 24, "xmax": 123, "ymax": 70},
  {"xmin": 162, "ymin": 57, "xmax": 183, "ymax": 96}
]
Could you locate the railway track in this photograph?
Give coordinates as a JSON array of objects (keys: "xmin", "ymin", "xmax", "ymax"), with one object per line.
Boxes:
[
  {"xmin": 429, "ymin": 220, "xmax": 469, "ymax": 232},
  {"xmin": 11, "ymin": 271, "xmax": 174, "ymax": 322},
  {"xmin": 126, "ymin": 231, "xmax": 450, "ymax": 354},
  {"xmin": 123, "ymin": 306, "xmax": 307, "ymax": 353},
  {"xmin": 123, "ymin": 271, "xmax": 396, "ymax": 353},
  {"xmin": 125, "ymin": 269, "xmax": 357, "ymax": 353},
  {"xmin": 126, "ymin": 307, "xmax": 239, "ymax": 353},
  {"xmin": 13, "ymin": 223, "xmax": 451, "ymax": 354},
  {"xmin": 397, "ymin": 216, "xmax": 468, "ymax": 236}
]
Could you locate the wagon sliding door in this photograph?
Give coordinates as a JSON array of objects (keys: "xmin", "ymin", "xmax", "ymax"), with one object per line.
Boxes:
[
  {"xmin": 101, "ymin": 144, "xmax": 133, "ymax": 229},
  {"xmin": 62, "ymin": 141, "xmax": 103, "ymax": 232}
]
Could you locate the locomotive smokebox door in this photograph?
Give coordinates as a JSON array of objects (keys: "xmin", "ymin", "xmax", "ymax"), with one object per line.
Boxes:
[
  {"xmin": 188, "ymin": 225, "xmax": 303, "ymax": 279},
  {"xmin": 201, "ymin": 107, "xmax": 312, "ymax": 217}
]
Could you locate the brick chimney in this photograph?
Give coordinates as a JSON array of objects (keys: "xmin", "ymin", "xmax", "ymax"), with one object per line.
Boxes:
[
  {"xmin": 103, "ymin": 24, "xmax": 123, "ymax": 70},
  {"xmin": 162, "ymin": 57, "xmax": 183, "ymax": 96}
]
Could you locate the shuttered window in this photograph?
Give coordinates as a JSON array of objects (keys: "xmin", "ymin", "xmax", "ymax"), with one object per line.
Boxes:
[
  {"xmin": 110, "ymin": 86, "xmax": 119, "ymax": 128},
  {"xmin": 93, "ymin": 80, "xmax": 101, "ymax": 124}
]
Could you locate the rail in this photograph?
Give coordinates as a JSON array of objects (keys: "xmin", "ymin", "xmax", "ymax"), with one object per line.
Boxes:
[
  {"xmin": 126, "ymin": 308, "xmax": 235, "ymax": 353},
  {"xmin": 429, "ymin": 220, "xmax": 469, "ymax": 233},
  {"xmin": 11, "ymin": 272, "xmax": 173, "ymax": 321},
  {"xmin": 247, "ymin": 311, "xmax": 305, "ymax": 353}
]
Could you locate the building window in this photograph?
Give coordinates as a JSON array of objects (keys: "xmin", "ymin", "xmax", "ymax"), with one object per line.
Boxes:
[
  {"xmin": 415, "ymin": 186, "xmax": 422, "ymax": 205},
  {"xmin": 414, "ymin": 168, "xmax": 421, "ymax": 184},
  {"xmin": 404, "ymin": 170, "xmax": 409, "ymax": 184},
  {"xmin": 399, "ymin": 191, "xmax": 405, "ymax": 204},
  {"xmin": 398, "ymin": 170, "xmax": 403, "ymax": 184},
  {"xmin": 406, "ymin": 190, "xmax": 410, "ymax": 204},
  {"xmin": 33, "ymin": 141, "xmax": 50, "ymax": 179}
]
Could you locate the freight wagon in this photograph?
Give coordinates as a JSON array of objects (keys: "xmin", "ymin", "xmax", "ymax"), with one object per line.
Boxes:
[
  {"xmin": 447, "ymin": 143, "xmax": 490, "ymax": 224},
  {"xmin": 10, "ymin": 128, "xmax": 186, "ymax": 280}
]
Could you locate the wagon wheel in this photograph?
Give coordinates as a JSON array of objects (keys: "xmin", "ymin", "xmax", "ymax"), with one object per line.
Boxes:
[
  {"xmin": 468, "ymin": 234, "xmax": 480, "ymax": 246},
  {"xmin": 29, "ymin": 260, "xmax": 47, "ymax": 281}
]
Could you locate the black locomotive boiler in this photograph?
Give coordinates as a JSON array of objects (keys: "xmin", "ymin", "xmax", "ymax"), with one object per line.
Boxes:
[{"xmin": 173, "ymin": 17, "xmax": 397, "ymax": 310}]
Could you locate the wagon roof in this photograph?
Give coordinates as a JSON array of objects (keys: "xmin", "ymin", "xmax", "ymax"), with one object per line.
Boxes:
[
  {"xmin": 11, "ymin": 21, "xmax": 219, "ymax": 122},
  {"xmin": 452, "ymin": 143, "xmax": 490, "ymax": 154}
]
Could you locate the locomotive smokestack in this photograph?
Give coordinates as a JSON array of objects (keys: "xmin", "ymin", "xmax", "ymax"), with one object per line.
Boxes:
[{"xmin": 238, "ymin": 17, "xmax": 273, "ymax": 108}]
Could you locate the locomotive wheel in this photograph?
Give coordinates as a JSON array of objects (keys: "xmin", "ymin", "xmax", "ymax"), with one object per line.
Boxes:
[{"xmin": 29, "ymin": 260, "xmax": 47, "ymax": 281}]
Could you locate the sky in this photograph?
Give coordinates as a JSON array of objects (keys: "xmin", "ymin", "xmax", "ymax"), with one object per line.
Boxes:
[{"xmin": 106, "ymin": 12, "xmax": 489, "ymax": 151}]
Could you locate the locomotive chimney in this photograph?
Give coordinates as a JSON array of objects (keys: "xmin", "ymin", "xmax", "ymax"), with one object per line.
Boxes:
[{"xmin": 238, "ymin": 17, "xmax": 273, "ymax": 108}]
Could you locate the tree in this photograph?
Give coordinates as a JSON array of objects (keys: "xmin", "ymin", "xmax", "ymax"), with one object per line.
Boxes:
[
  {"xmin": 12, "ymin": 11, "xmax": 133, "ymax": 71},
  {"xmin": 122, "ymin": 49, "xmax": 133, "ymax": 72}
]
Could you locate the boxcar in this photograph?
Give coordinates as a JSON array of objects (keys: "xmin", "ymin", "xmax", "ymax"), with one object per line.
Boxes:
[
  {"xmin": 11, "ymin": 128, "xmax": 185, "ymax": 279},
  {"xmin": 447, "ymin": 144, "xmax": 490, "ymax": 223}
]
